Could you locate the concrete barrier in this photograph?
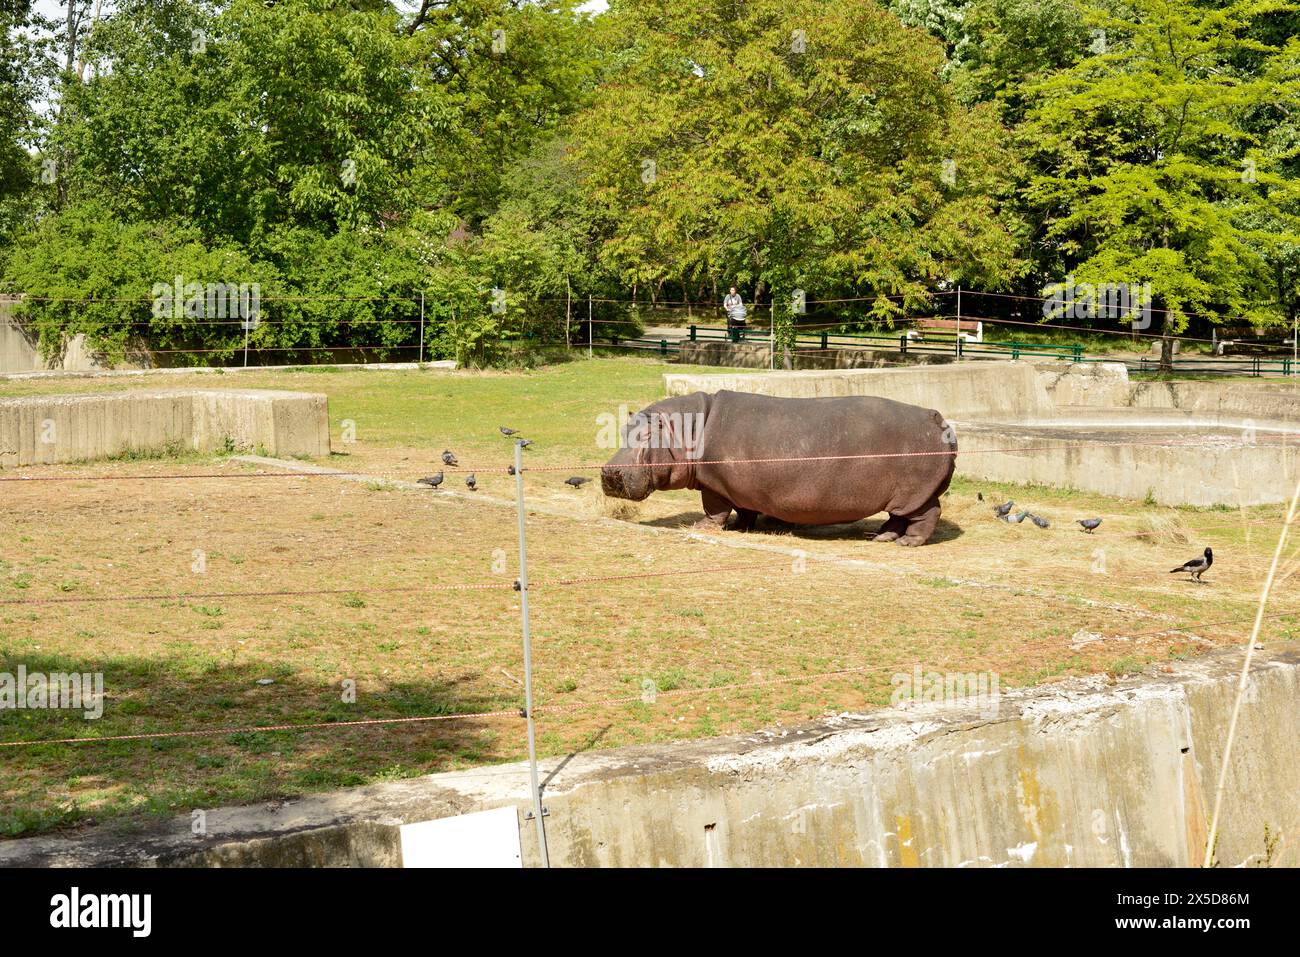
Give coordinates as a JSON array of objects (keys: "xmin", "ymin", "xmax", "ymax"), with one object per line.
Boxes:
[
  {"xmin": 664, "ymin": 361, "xmax": 1054, "ymax": 421},
  {"xmin": 678, "ymin": 341, "xmax": 955, "ymax": 371},
  {"xmin": 2, "ymin": 641, "xmax": 1295, "ymax": 868},
  {"xmin": 1035, "ymin": 361, "xmax": 1300, "ymax": 421},
  {"xmin": 957, "ymin": 419, "xmax": 1299, "ymax": 507},
  {"xmin": 0, "ymin": 389, "xmax": 330, "ymax": 467},
  {"xmin": 0, "ymin": 297, "xmax": 119, "ymax": 374}
]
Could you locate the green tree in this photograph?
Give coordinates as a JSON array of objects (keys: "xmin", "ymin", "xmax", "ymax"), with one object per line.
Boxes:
[
  {"xmin": 1021, "ymin": 0, "xmax": 1300, "ymax": 370},
  {"xmin": 571, "ymin": 0, "xmax": 1023, "ymax": 364},
  {"xmin": 0, "ymin": 0, "xmax": 39, "ymax": 253}
]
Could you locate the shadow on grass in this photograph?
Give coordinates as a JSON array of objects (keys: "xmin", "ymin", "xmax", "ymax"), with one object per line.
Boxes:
[
  {"xmin": 639, "ymin": 511, "xmax": 964, "ymax": 544},
  {"xmin": 0, "ymin": 649, "xmax": 521, "ymax": 839}
]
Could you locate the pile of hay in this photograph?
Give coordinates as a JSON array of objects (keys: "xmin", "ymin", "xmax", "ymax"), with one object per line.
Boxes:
[{"xmin": 1135, "ymin": 511, "xmax": 1192, "ymax": 546}]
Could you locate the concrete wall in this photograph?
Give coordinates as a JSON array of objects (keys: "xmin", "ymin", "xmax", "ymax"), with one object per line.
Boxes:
[
  {"xmin": 0, "ymin": 297, "xmax": 119, "ymax": 374},
  {"xmin": 0, "ymin": 389, "xmax": 330, "ymax": 467},
  {"xmin": 665, "ymin": 361, "xmax": 1054, "ymax": 421},
  {"xmin": 2, "ymin": 642, "xmax": 1295, "ymax": 868},
  {"xmin": 1038, "ymin": 361, "xmax": 1300, "ymax": 422},
  {"xmin": 957, "ymin": 421, "xmax": 1299, "ymax": 507},
  {"xmin": 679, "ymin": 341, "xmax": 954, "ymax": 371}
]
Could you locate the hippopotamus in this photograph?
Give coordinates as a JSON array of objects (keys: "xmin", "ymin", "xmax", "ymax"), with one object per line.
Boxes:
[{"xmin": 600, "ymin": 390, "xmax": 956, "ymax": 545}]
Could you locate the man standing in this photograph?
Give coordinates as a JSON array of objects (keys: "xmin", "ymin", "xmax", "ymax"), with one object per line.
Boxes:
[{"xmin": 723, "ymin": 286, "xmax": 747, "ymax": 342}]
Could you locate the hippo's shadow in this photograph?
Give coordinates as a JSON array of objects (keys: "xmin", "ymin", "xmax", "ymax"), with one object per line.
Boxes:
[{"xmin": 643, "ymin": 511, "xmax": 964, "ymax": 544}]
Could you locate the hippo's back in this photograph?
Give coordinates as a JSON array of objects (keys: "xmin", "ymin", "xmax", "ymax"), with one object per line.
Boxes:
[{"xmin": 697, "ymin": 390, "xmax": 955, "ymax": 524}]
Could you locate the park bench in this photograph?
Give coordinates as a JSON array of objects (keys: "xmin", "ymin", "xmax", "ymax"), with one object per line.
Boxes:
[
  {"xmin": 1211, "ymin": 325, "xmax": 1294, "ymax": 356},
  {"xmin": 906, "ymin": 317, "xmax": 983, "ymax": 343}
]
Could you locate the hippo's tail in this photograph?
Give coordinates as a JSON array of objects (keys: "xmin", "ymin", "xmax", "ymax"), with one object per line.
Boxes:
[{"xmin": 933, "ymin": 410, "xmax": 957, "ymax": 452}]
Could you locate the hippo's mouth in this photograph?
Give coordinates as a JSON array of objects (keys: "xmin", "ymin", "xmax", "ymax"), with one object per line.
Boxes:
[{"xmin": 601, "ymin": 469, "xmax": 651, "ymax": 501}]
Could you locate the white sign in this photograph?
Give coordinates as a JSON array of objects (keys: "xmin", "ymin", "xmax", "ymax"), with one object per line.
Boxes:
[{"xmin": 399, "ymin": 806, "xmax": 523, "ymax": 868}]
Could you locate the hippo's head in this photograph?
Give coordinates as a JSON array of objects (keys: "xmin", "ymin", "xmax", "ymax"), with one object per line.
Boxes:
[{"xmin": 601, "ymin": 394, "xmax": 708, "ymax": 502}]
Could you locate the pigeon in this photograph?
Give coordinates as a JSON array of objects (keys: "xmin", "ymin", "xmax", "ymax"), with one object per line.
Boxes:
[
  {"xmin": 1029, "ymin": 514, "xmax": 1050, "ymax": 529},
  {"xmin": 977, "ymin": 492, "xmax": 984, "ymax": 502},
  {"xmin": 565, "ymin": 476, "xmax": 590, "ymax": 488},
  {"xmin": 442, "ymin": 450, "xmax": 458, "ymax": 466},
  {"xmin": 1007, "ymin": 510, "xmax": 1028, "ymax": 524},
  {"xmin": 465, "ymin": 473, "xmax": 477, "ymax": 491},
  {"xmin": 417, "ymin": 472, "xmax": 444, "ymax": 489},
  {"xmin": 993, "ymin": 500, "xmax": 1015, "ymax": 518},
  {"xmin": 1076, "ymin": 518, "xmax": 1102, "ymax": 533},
  {"xmin": 500, "ymin": 427, "xmax": 520, "ymax": 436},
  {"xmin": 1170, "ymin": 547, "xmax": 1213, "ymax": 583},
  {"xmin": 518, "ymin": 439, "xmax": 533, "ymax": 449}
]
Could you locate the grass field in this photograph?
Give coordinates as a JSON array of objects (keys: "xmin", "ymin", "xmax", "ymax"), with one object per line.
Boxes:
[{"xmin": 2, "ymin": 356, "xmax": 1299, "ymax": 838}]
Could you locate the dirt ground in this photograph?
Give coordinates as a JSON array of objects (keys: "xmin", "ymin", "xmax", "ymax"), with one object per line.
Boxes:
[{"xmin": 2, "ymin": 361, "xmax": 1299, "ymax": 836}]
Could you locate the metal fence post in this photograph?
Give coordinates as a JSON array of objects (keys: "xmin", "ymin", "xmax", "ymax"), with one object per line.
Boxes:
[
  {"xmin": 588, "ymin": 295, "xmax": 593, "ymax": 360},
  {"xmin": 514, "ymin": 440, "xmax": 550, "ymax": 868},
  {"xmin": 418, "ymin": 291, "xmax": 425, "ymax": 365}
]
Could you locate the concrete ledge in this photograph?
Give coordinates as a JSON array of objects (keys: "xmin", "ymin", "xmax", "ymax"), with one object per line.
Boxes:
[
  {"xmin": 0, "ymin": 389, "xmax": 331, "ymax": 467},
  {"xmin": 678, "ymin": 341, "xmax": 955, "ymax": 370},
  {"xmin": 664, "ymin": 362, "xmax": 1053, "ymax": 421},
  {"xmin": 4, "ymin": 642, "xmax": 1296, "ymax": 868},
  {"xmin": 958, "ymin": 420, "xmax": 1300, "ymax": 506}
]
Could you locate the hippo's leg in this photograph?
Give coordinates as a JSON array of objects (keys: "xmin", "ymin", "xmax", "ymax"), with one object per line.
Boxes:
[
  {"xmin": 897, "ymin": 499, "xmax": 942, "ymax": 546},
  {"xmin": 692, "ymin": 488, "xmax": 734, "ymax": 530},
  {"xmin": 733, "ymin": 508, "xmax": 759, "ymax": 532},
  {"xmin": 873, "ymin": 514, "xmax": 909, "ymax": 542}
]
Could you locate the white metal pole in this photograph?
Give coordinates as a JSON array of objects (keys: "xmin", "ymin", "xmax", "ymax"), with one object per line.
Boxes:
[
  {"xmin": 419, "ymin": 291, "xmax": 425, "ymax": 365},
  {"xmin": 243, "ymin": 324, "xmax": 249, "ymax": 368},
  {"xmin": 588, "ymin": 294, "xmax": 593, "ymax": 360},
  {"xmin": 514, "ymin": 440, "xmax": 550, "ymax": 868}
]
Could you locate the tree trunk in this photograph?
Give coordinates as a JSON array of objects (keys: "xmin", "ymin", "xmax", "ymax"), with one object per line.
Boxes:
[{"xmin": 1159, "ymin": 326, "xmax": 1174, "ymax": 374}]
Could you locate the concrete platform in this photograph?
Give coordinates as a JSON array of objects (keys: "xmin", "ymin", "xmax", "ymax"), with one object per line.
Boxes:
[
  {"xmin": 2, "ymin": 641, "xmax": 1295, "ymax": 868},
  {"xmin": 959, "ymin": 415, "xmax": 1299, "ymax": 507},
  {"xmin": 0, "ymin": 389, "xmax": 331, "ymax": 467}
]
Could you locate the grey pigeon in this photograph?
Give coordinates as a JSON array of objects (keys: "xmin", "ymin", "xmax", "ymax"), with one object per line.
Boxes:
[
  {"xmin": 465, "ymin": 473, "xmax": 477, "ymax": 491},
  {"xmin": 442, "ymin": 450, "xmax": 458, "ymax": 466},
  {"xmin": 500, "ymin": 427, "xmax": 520, "ymax": 436},
  {"xmin": 519, "ymin": 439, "xmax": 533, "ymax": 449},
  {"xmin": 1170, "ymin": 547, "xmax": 1213, "ymax": 583},
  {"xmin": 1077, "ymin": 518, "xmax": 1102, "ymax": 533},
  {"xmin": 565, "ymin": 476, "xmax": 590, "ymax": 488},
  {"xmin": 1007, "ymin": 510, "xmax": 1028, "ymax": 524},
  {"xmin": 418, "ymin": 472, "xmax": 444, "ymax": 489},
  {"xmin": 993, "ymin": 500, "xmax": 1015, "ymax": 518},
  {"xmin": 1029, "ymin": 513, "xmax": 1050, "ymax": 529}
]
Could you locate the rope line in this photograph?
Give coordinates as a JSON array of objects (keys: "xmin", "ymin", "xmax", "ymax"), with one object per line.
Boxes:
[{"xmin": 5, "ymin": 433, "xmax": 1295, "ymax": 484}]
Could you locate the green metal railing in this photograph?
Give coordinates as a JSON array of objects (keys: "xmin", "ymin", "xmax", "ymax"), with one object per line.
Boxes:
[{"xmin": 617, "ymin": 324, "xmax": 1296, "ymax": 377}]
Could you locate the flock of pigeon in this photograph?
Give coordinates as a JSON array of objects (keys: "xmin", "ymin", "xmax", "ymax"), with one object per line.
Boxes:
[
  {"xmin": 979, "ymin": 492, "xmax": 1215, "ymax": 584},
  {"xmin": 416, "ymin": 427, "xmax": 591, "ymax": 494}
]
